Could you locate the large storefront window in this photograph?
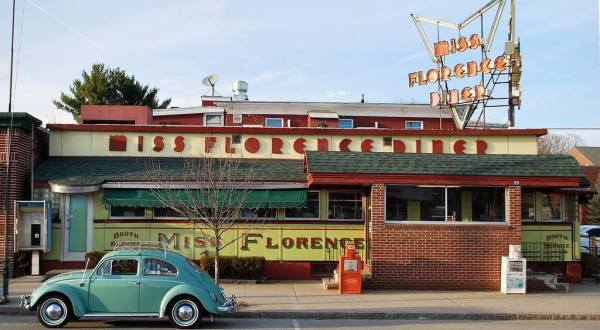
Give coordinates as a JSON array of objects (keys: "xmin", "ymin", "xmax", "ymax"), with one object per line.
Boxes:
[
  {"xmin": 385, "ymin": 185, "xmax": 505, "ymax": 222},
  {"xmin": 110, "ymin": 206, "xmax": 145, "ymax": 219},
  {"xmin": 285, "ymin": 191, "xmax": 320, "ymax": 219},
  {"xmin": 328, "ymin": 192, "xmax": 363, "ymax": 220},
  {"xmin": 240, "ymin": 208, "xmax": 276, "ymax": 219},
  {"xmin": 153, "ymin": 207, "xmax": 185, "ymax": 218},
  {"xmin": 541, "ymin": 192, "xmax": 562, "ymax": 221},
  {"xmin": 521, "ymin": 191, "xmax": 536, "ymax": 222}
]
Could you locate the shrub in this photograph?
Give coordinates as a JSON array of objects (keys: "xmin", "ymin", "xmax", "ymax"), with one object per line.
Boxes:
[
  {"xmin": 193, "ymin": 256, "xmax": 265, "ymax": 280},
  {"xmin": 84, "ymin": 251, "xmax": 107, "ymax": 268}
]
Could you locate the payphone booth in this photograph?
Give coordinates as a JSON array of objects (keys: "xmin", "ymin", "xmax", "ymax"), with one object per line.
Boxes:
[
  {"xmin": 14, "ymin": 201, "xmax": 52, "ymax": 276},
  {"xmin": 338, "ymin": 243, "xmax": 363, "ymax": 294}
]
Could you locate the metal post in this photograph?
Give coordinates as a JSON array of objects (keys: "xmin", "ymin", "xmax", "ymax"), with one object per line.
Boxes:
[{"xmin": 2, "ymin": 0, "xmax": 17, "ymax": 303}]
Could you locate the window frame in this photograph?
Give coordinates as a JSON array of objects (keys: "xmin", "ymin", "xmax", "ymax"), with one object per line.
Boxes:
[
  {"xmin": 96, "ymin": 258, "xmax": 139, "ymax": 276},
  {"xmin": 232, "ymin": 114, "xmax": 243, "ymax": 124},
  {"xmin": 327, "ymin": 190, "xmax": 364, "ymax": 221},
  {"xmin": 383, "ymin": 184, "xmax": 508, "ymax": 225},
  {"xmin": 521, "ymin": 190, "xmax": 537, "ymax": 223},
  {"xmin": 540, "ymin": 192, "xmax": 563, "ymax": 222},
  {"xmin": 265, "ymin": 118, "xmax": 284, "ymax": 128},
  {"xmin": 109, "ymin": 206, "xmax": 146, "ymax": 220},
  {"xmin": 284, "ymin": 190, "xmax": 321, "ymax": 220},
  {"xmin": 338, "ymin": 118, "xmax": 354, "ymax": 129},
  {"xmin": 204, "ymin": 113, "xmax": 223, "ymax": 127},
  {"xmin": 405, "ymin": 120, "xmax": 423, "ymax": 130}
]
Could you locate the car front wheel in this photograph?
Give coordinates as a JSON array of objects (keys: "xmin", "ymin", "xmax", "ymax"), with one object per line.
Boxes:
[
  {"xmin": 168, "ymin": 297, "xmax": 203, "ymax": 329},
  {"xmin": 36, "ymin": 294, "xmax": 71, "ymax": 328}
]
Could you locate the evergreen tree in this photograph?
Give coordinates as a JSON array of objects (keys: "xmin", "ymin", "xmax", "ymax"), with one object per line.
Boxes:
[
  {"xmin": 53, "ymin": 63, "xmax": 171, "ymax": 121},
  {"xmin": 587, "ymin": 177, "xmax": 600, "ymax": 224}
]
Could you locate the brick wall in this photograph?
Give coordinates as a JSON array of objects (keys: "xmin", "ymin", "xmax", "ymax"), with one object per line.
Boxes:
[
  {"xmin": 367, "ymin": 184, "xmax": 522, "ymax": 290},
  {"xmin": 0, "ymin": 125, "xmax": 47, "ymax": 277}
]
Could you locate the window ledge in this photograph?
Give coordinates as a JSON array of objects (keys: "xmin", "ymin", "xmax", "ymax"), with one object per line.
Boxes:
[{"xmin": 384, "ymin": 220, "xmax": 509, "ymax": 226}]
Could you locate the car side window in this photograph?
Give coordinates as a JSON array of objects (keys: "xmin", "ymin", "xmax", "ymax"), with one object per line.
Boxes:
[
  {"xmin": 97, "ymin": 259, "xmax": 138, "ymax": 276},
  {"xmin": 588, "ymin": 229, "xmax": 600, "ymax": 237},
  {"xmin": 143, "ymin": 258, "xmax": 177, "ymax": 276}
]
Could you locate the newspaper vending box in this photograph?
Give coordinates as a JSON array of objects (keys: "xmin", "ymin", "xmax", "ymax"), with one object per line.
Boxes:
[
  {"xmin": 501, "ymin": 256, "xmax": 526, "ymax": 294},
  {"xmin": 338, "ymin": 243, "xmax": 362, "ymax": 294}
]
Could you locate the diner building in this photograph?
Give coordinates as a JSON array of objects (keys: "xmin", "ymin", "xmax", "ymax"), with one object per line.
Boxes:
[{"xmin": 1, "ymin": 89, "xmax": 589, "ymax": 289}]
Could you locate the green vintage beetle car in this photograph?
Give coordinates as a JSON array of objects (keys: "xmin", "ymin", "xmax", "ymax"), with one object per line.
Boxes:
[{"xmin": 20, "ymin": 242, "xmax": 235, "ymax": 328}]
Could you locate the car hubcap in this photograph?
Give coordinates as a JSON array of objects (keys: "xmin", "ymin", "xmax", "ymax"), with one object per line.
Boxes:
[
  {"xmin": 40, "ymin": 298, "xmax": 67, "ymax": 325},
  {"xmin": 178, "ymin": 305, "xmax": 194, "ymax": 321},
  {"xmin": 172, "ymin": 300, "xmax": 199, "ymax": 326}
]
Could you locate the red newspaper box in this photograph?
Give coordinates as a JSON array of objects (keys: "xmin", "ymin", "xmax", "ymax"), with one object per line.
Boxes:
[{"xmin": 338, "ymin": 243, "xmax": 362, "ymax": 294}]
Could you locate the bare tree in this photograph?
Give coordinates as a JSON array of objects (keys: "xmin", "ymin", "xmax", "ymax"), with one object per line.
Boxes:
[
  {"xmin": 538, "ymin": 133, "xmax": 584, "ymax": 155},
  {"xmin": 146, "ymin": 157, "xmax": 260, "ymax": 284}
]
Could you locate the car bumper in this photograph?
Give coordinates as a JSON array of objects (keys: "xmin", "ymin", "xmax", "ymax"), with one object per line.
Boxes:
[
  {"xmin": 20, "ymin": 295, "xmax": 31, "ymax": 310},
  {"xmin": 216, "ymin": 295, "xmax": 236, "ymax": 313}
]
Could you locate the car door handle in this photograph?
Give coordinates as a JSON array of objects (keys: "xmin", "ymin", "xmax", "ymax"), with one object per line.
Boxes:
[{"xmin": 128, "ymin": 281, "xmax": 140, "ymax": 285}]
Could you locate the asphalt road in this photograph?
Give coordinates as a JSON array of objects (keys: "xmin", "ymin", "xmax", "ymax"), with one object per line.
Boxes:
[{"xmin": 0, "ymin": 316, "xmax": 599, "ymax": 330}]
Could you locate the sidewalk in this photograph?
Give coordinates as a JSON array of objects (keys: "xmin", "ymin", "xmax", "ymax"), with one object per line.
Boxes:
[{"xmin": 3, "ymin": 277, "xmax": 600, "ymax": 320}]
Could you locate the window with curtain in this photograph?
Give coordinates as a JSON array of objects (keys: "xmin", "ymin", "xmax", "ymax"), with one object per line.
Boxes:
[{"xmin": 285, "ymin": 191, "xmax": 320, "ymax": 219}]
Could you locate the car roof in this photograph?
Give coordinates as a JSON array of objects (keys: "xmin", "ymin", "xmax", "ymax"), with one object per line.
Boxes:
[{"xmin": 102, "ymin": 248, "xmax": 188, "ymax": 262}]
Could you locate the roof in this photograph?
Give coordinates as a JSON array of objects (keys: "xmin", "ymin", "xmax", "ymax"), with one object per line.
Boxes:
[
  {"xmin": 34, "ymin": 157, "xmax": 306, "ymax": 186},
  {"xmin": 0, "ymin": 112, "xmax": 42, "ymax": 131},
  {"xmin": 573, "ymin": 147, "xmax": 600, "ymax": 166},
  {"xmin": 305, "ymin": 151, "xmax": 585, "ymax": 178}
]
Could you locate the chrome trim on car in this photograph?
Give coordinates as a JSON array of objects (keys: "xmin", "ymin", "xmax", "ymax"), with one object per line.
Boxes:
[
  {"xmin": 82, "ymin": 313, "xmax": 160, "ymax": 318},
  {"xmin": 216, "ymin": 295, "xmax": 236, "ymax": 313},
  {"xmin": 20, "ymin": 295, "xmax": 31, "ymax": 310}
]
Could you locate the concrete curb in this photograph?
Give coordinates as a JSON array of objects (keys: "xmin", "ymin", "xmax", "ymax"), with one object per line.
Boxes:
[{"xmin": 3, "ymin": 306, "xmax": 600, "ymax": 321}]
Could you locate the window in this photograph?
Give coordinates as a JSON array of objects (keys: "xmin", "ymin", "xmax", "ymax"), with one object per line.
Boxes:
[
  {"xmin": 563, "ymin": 194, "xmax": 577, "ymax": 222},
  {"xmin": 285, "ymin": 191, "xmax": 320, "ymax": 219},
  {"xmin": 541, "ymin": 192, "xmax": 561, "ymax": 221},
  {"xmin": 521, "ymin": 191, "xmax": 536, "ymax": 221},
  {"xmin": 338, "ymin": 119, "xmax": 354, "ymax": 129},
  {"xmin": 143, "ymin": 258, "xmax": 177, "ymax": 276},
  {"xmin": 328, "ymin": 192, "xmax": 363, "ymax": 220},
  {"xmin": 97, "ymin": 259, "xmax": 138, "ymax": 276},
  {"xmin": 232, "ymin": 114, "xmax": 243, "ymax": 124},
  {"xmin": 385, "ymin": 185, "xmax": 505, "ymax": 222},
  {"xmin": 204, "ymin": 113, "xmax": 223, "ymax": 126},
  {"xmin": 110, "ymin": 206, "xmax": 145, "ymax": 219},
  {"xmin": 405, "ymin": 121, "xmax": 423, "ymax": 130},
  {"xmin": 154, "ymin": 208, "xmax": 185, "ymax": 218},
  {"xmin": 265, "ymin": 118, "xmax": 284, "ymax": 128},
  {"xmin": 33, "ymin": 188, "xmax": 60, "ymax": 220},
  {"xmin": 240, "ymin": 208, "xmax": 277, "ymax": 219}
]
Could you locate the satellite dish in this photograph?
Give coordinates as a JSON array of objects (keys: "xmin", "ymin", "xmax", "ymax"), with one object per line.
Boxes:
[{"xmin": 202, "ymin": 74, "xmax": 219, "ymax": 96}]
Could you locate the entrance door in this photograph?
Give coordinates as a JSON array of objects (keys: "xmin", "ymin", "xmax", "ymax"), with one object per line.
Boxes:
[{"xmin": 63, "ymin": 194, "xmax": 91, "ymax": 261}]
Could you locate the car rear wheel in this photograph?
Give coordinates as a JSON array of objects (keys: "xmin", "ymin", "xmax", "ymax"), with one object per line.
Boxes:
[
  {"xmin": 168, "ymin": 297, "xmax": 203, "ymax": 329},
  {"xmin": 36, "ymin": 294, "xmax": 71, "ymax": 328}
]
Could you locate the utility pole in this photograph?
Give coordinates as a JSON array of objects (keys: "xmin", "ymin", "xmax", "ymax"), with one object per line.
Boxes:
[
  {"xmin": 1, "ymin": 0, "xmax": 17, "ymax": 304},
  {"xmin": 507, "ymin": 0, "xmax": 516, "ymax": 127}
]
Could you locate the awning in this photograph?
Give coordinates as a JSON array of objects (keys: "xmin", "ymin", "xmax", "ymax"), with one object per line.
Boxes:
[{"xmin": 102, "ymin": 189, "xmax": 307, "ymax": 209}]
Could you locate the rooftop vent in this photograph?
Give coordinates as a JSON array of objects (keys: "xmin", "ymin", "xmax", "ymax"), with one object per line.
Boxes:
[{"xmin": 232, "ymin": 80, "xmax": 249, "ymax": 101}]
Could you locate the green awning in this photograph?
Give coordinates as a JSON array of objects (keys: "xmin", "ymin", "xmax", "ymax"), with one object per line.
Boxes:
[{"xmin": 102, "ymin": 189, "xmax": 307, "ymax": 209}]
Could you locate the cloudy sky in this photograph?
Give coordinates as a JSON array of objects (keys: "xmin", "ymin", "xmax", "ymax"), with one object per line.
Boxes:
[{"xmin": 0, "ymin": 0, "xmax": 598, "ymax": 143}]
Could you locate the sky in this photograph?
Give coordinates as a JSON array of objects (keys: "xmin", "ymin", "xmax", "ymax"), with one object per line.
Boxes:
[{"xmin": 0, "ymin": 0, "xmax": 598, "ymax": 143}]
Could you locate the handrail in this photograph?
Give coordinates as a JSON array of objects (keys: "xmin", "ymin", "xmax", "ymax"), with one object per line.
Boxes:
[{"xmin": 113, "ymin": 241, "xmax": 168, "ymax": 257}]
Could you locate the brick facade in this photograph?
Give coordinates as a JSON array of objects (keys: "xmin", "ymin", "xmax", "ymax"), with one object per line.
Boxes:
[
  {"xmin": 367, "ymin": 184, "xmax": 522, "ymax": 290},
  {"xmin": 0, "ymin": 116, "xmax": 46, "ymax": 277}
]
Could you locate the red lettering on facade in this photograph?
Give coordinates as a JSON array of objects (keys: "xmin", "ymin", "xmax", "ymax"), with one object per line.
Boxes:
[
  {"xmin": 317, "ymin": 138, "xmax": 329, "ymax": 151},
  {"xmin": 325, "ymin": 237, "xmax": 338, "ymax": 249},
  {"xmin": 361, "ymin": 139, "xmax": 373, "ymax": 152},
  {"xmin": 432, "ymin": 140, "xmax": 443, "ymax": 154},
  {"xmin": 393, "ymin": 140, "xmax": 406, "ymax": 153},
  {"xmin": 109, "ymin": 135, "xmax": 127, "ymax": 151},
  {"xmin": 244, "ymin": 137, "xmax": 260, "ymax": 153},
  {"xmin": 416, "ymin": 139, "xmax": 421, "ymax": 153},
  {"xmin": 272, "ymin": 137, "xmax": 283, "ymax": 154},
  {"xmin": 339, "ymin": 139, "xmax": 352, "ymax": 152},
  {"xmin": 296, "ymin": 237, "xmax": 308, "ymax": 249},
  {"xmin": 205, "ymin": 137, "xmax": 216, "ymax": 153},
  {"xmin": 153, "ymin": 136, "xmax": 164, "ymax": 152},
  {"xmin": 225, "ymin": 137, "xmax": 235, "ymax": 154},
  {"xmin": 282, "ymin": 237, "xmax": 294, "ymax": 249},
  {"xmin": 266, "ymin": 237, "xmax": 279, "ymax": 249},
  {"xmin": 293, "ymin": 138, "xmax": 306, "ymax": 154},
  {"xmin": 137, "ymin": 136, "xmax": 143, "ymax": 152},
  {"xmin": 476, "ymin": 140, "xmax": 488, "ymax": 154},
  {"xmin": 453, "ymin": 140, "xmax": 466, "ymax": 154},
  {"xmin": 310, "ymin": 237, "xmax": 323, "ymax": 249},
  {"xmin": 173, "ymin": 136, "xmax": 185, "ymax": 152}
]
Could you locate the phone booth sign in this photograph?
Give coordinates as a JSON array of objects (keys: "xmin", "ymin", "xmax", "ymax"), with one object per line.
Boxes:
[{"xmin": 338, "ymin": 243, "xmax": 362, "ymax": 294}]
